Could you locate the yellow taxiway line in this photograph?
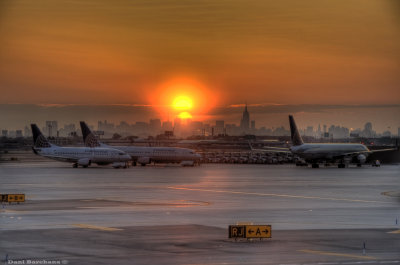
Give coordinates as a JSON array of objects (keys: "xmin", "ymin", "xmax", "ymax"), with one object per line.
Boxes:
[
  {"xmin": 168, "ymin": 186, "xmax": 391, "ymax": 204},
  {"xmin": 388, "ymin": 230, "xmax": 400, "ymax": 234},
  {"xmin": 298, "ymin": 249, "xmax": 377, "ymax": 260},
  {"xmin": 72, "ymin": 224, "xmax": 122, "ymax": 231}
]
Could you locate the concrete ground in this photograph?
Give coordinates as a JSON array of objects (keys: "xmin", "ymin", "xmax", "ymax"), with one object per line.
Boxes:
[{"xmin": 1, "ymin": 162, "xmax": 399, "ymax": 264}]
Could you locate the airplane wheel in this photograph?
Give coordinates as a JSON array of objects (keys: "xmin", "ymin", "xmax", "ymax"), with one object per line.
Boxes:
[
  {"xmin": 338, "ymin": 164, "xmax": 345, "ymax": 168},
  {"xmin": 357, "ymin": 163, "xmax": 362, "ymax": 167},
  {"xmin": 83, "ymin": 165, "xmax": 88, "ymax": 168},
  {"xmin": 73, "ymin": 163, "xmax": 78, "ymax": 168},
  {"xmin": 312, "ymin": 163, "xmax": 319, "ymax": 168}
]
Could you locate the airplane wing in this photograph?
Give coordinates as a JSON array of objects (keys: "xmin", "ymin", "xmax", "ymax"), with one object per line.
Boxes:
[
  {"xmin": 248, "ymin": 141, "xmax": 291, "ymax": 153},
  {"xmin": 370, "ymin": 148, "xmax": 398, "ymax": 153},
  {"xmin": 339, "ymin": 147, "xmax": 399, "ymax": 157}
]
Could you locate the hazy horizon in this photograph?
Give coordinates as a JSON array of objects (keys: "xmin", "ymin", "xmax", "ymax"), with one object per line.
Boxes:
[{"xmin": 1, "ymin": 103, "xmax": 399, "ymax": 134}]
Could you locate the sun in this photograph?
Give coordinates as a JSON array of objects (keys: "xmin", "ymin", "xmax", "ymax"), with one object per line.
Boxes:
[
  {"xmin": 148, "ymin": 77, "xmax": 220, "ymax": 121},
  {"xmin": 173, "ymin": 96, "xmax": 192, "ymax": 110},
  {"xmin": 178, "ymin": 112, "xmax": 192, "ymax": 119}
]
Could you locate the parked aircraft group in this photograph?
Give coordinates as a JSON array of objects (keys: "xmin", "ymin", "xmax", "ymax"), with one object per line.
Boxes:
[{"xmin": 30, "ymin": 116, "xmax": 395, "ymax": 168}]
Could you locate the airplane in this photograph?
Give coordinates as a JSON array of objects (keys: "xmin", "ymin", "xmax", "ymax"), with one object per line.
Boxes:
[
  {"xmin": 79, "ymin": 121, "xmax": 202, "ymax": 166},
  {"xmin": 31, "ymin": 124, "xmax": 131, "ymax": 168},
  {"xmin": 250, "ymin": 115, "xmax": 396, "ymax": 168}
]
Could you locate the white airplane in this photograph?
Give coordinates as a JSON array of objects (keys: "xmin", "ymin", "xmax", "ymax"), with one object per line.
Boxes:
[
  {"xmin": 80, "ymin": 121, "xmax": 201, "ymax": 166},
  {"xmin": 31, "ymin": 124, "xmax": 131, "ymax": 168},
  {"xmin": 251, "ymin": 115, "xmax": 396, "ymax": 168}
]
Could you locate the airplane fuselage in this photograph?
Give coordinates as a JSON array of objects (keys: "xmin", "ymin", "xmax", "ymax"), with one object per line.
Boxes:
[
  {"xmin": 34, "ymin": 146, "xmax": 131, "ymax": 164},
  {"xmin": 290, "ymin": 143, "xmax": 370, "ymax": 161},
  {"xmin": 113, "ymin": 146, "xmax": 201, "ymax": 164}
]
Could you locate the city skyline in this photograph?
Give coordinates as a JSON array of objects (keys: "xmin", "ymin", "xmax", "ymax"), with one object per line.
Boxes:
[{"xmin": 2, "ymin": 104, "xmax": 399, "ymax": 139}]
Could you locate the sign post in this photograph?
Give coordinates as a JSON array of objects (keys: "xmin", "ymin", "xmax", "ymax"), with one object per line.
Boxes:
[{"xmin": 229, "ymin": 224, "xmax": 271, "ymax": 240}]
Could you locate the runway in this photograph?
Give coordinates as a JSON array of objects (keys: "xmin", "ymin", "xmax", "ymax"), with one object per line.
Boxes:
[{"xmin": 1, "ymin": 162, "xmax": 399, "ymax": 264}]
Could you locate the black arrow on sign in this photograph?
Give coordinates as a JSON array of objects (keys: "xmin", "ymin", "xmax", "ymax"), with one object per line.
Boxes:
[
  {"xmin": 248, "ymin": 229, "xmax": 254, "ymax": 234},
  {"xmin": 262, "ymin": 229, "xmax": 269, "ymax": 234}
]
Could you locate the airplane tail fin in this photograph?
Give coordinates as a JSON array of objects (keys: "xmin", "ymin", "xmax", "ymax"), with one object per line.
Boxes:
[
  {"xmin": 80, "ymin": 121, "xmax": 101, "ymax": 147},
  {"xmin": 31, "ymin": 124, "xmax": 52, "ymax": 148},
  {"xmin": 289, "ymin": 115, "xmax": 304, "ymax": 146}
]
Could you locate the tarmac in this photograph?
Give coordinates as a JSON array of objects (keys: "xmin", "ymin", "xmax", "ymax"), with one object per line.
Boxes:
[{"xmin": 1, "ymin": 161, "xmax": 399, "ymax": 264}]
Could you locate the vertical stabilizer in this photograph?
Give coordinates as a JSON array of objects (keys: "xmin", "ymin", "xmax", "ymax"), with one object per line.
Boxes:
[
  {"xmin": 31, "ymin": 124, "xmax": 52, "ymax": 148},
  {"xmin": 80, "ymin": 121, "xmax": 101, "ymax": 147},
  {"xmin": 288, "ymin": 115, "xmax": 304, "ymax": 146}
]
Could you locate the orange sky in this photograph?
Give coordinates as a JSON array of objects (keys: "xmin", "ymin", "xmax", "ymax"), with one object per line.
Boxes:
[{"xmin": 0, "ymin": 0, "xmax": 399, "ymax": 110}]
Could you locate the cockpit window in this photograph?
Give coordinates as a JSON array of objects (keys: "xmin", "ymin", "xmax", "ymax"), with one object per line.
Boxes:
[{"xmin": 119, "ymin": 153, "xmax": 125, "ymax": 155}]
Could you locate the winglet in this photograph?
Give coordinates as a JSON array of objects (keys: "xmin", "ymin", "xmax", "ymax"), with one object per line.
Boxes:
[
  {"xmin": 289, "ymin": 115, "xmax": 304, "ymax": 146},
  {"xmin": 31, "ymin": 124, "xmax": 52, "ymax": 148},
  {"xmin": 80, "ymin": 121, "xmax": 101, "ymax": 147}
]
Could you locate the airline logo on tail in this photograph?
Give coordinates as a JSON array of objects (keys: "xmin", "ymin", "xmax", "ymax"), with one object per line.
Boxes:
[
  {"xmin": 31, "ymin": 124, "xmax": 52, "ymax": 148},
  {"xmin": 80, "ymin": 121, "xmax": 101, "ymax": 147},
  {"xmin": 289, "ymin": 115, "xmax": 304, "ymax": 146}
]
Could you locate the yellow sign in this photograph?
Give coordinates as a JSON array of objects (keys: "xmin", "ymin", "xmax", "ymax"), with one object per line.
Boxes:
[
  {"xmin": 1, "ymin": 194, "xmax": 25, "ymax": 203},
  {"xmin": 245, "ymin": 225, "xmax": 271, "ymax": 238},
  {"xmin": 229, "ymin": 224, "xmax": 271, "ymax": 239}
]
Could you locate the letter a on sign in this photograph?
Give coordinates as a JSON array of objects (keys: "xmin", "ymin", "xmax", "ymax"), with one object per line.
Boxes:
[{"xmin": 245, "ymin": 225, "xmax": 271, "ymax": 238}]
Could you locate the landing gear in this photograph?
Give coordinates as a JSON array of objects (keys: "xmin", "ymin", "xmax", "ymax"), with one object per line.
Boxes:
[
  {"xmin": 132, "ymin": 161, "xmax": 137, "ymax": 167},
  {"xmin": 338, "ymin": 163, "xmax": 345, "ymax": 168},
  {"xmin": 73, "ymin": 163, "xmax": 78, "ymax": 168},
  {"xmin": 357, "ymin": 163, "xmax": 362, "ymax": 167},
  {"xmin": 311, "ymin": 163, "xmax": 319, "ymax": 168}
]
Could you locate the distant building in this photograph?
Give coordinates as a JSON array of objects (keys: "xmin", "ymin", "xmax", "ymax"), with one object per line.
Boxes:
[
  {"xmin": 361, "ymin": 122, "xmax": 375, "ymax": 138},
  {"xmin": 382, "ymin": 131, "xmax": 391, "ymax": 137},
  {"xmin": 45, "ymin": 121, "xmax": 58, "ymax": 137},
  {"xmin": 328, "ymin": 125, "xmax": 349, "ymax": 139},
  {"xmin": 59, "ymin": 123, "xmax": 76, "ymax": 137},
  {"xmin": 251, "ymin": 120, "xmax": 255, "ymax": 130},
  {"xmin": 173, "ymin": 118, "xmax": 181, "ymax": 136},
  {"xmin": 162, "ymin": 121, "xmax": 173, "ymax": 131},
  {"xmin": 398, "ymin": 127, "xmax": 400, "ymax": 137},
  {"xmin": 240, "ymin": 104, "xmax": 250, "ymax": 134},
  {"xmin": 215, "ymin": 120, "xmax": 225, "ymax": 135},
  {"xmin": 2, "ymin": 130, "xmax": 8, "ymax": 137},
  {"xmin": 16, "ymin": 130, "xmax": 23, "ymax": 138},
  {"xmin": 149, "ymin": 119, "xmax": 161, "ymax": 135},
  {"xmin": 305, "ymin": 126, "xmax": 314, "ymax": 137},
  {"xmin": 24, "ymin": 126, "xmax": 31, "ymax": 137},
  {"xmin": 98, "ymin": 120, "xmax": 115, "ymax": 135}
]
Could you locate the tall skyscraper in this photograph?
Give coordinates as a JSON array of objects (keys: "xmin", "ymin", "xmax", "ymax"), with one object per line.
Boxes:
[
  {"xmin": 240, "ymin": 104, "xmax": 250, "ymax": 133},
  {"xmin": 45, "ymin": 121, "xmax": 58, "ymax": 137}
]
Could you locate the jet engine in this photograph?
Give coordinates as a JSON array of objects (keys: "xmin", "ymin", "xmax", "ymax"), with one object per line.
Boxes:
[
  {"xmin": 180, "ymin": 160, "xmax": 194, "ymax": 166},
  {"xmin": 112, "ymin": 162, "xmax": 127, "ymax": 168},
  {"xmin": 137, "ymin": 157, "xmax": 150, "ymax": 166},
  {"xmin": 357, "ymin": 154, "xmax": 366, "ymax": 164},
  {"xmin": 78, "ymin": 158, "xmax": 91, "ymax": 167}
]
